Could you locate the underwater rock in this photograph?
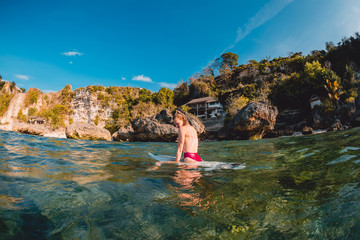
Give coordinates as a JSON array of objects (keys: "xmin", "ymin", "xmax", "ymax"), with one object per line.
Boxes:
[{"xmin": 66, "ymin": 123, "xmax": 112, "ymax": 141}]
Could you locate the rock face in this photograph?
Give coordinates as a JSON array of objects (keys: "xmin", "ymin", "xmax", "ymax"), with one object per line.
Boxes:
[
  {"xmin": 112, "ymin": 109, "xmax": 205, "ymax": 142},
  {"xmin": 12, "ymin": 122, "xmax": 66, "ymax": 138},
  {"xmin": 302, "ymin": 126, "xmax": 313, "ymax": 135},
  {"xmin": 269, "ymin": 110, "xmax": 307, "ymax": 137},
  {"xmin": 70, "ymin": 88, "xmax": 115, "ymax": 128},
  {"xmin": 219, "ymin": 102, "xmax": 278, "ymax": 139},
  {"xmin": 66, "ymin": 123, "xmax": 112, "ymax": 141},
  {"xmin": 131, "ymin": 118, "xmax": 178, "ymax": 141},
  {"xmin": 13, "ymin": 122, "xmax": 49, "ymax": 136}
]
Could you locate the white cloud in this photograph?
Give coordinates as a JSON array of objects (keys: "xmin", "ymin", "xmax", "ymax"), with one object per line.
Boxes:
[
  {"xmin": 132, "ymin": 75, "xmax": 152, "ymax": 82},
  {"xmin": 159, "ymin": 82, "xmax": 177, "ymax": 89},
  {"xmin": 61, "ymin": 51, "xmax": 83, "ymax": 56},
  {"xmin": 227, "ymin": 0, "xmax": 294, "ymax": 50},
  {"xmin": 15, "ymin": 74, "xmax": 30, "ymax": 80},
  {"xmin": 69, "ymin": 61, "xmax": 73, "ymax": 64},
  {"xmin": 121, "ymin": 77, "xmax": 126, "ymax": 80}
]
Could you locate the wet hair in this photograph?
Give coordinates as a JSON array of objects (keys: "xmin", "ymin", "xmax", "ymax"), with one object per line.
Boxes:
[{"xmin": 174, "ymin": 109, "xmax": 189, "ymax": 126}]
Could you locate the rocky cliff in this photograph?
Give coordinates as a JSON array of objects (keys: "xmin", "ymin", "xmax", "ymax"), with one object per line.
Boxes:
[{"xmin": 0, "ymin": 82, "xmax": 178, "ymax": 141}]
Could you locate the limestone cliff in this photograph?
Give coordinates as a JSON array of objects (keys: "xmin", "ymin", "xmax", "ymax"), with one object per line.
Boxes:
[
  {"xmin": 70, "ymin": 87, "xmax": 115, "ymax": 128},
  {"xmin": 0, "ymin": 82, "xmax": 171, "ymax": 141}
]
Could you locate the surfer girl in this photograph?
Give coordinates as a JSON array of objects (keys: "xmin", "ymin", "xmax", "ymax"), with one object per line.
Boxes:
[{"xmin": 173, "ymin": 109, "xmax": 202, "ymax": 163}]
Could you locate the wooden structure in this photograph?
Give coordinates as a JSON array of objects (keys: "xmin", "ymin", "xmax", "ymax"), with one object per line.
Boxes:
[
  {"xmin": 28, "ymin": 116, "xmax": 46, "ymax": 124},
  {"xmin": 309, "ymin": 95, "xmax": 321, "ymax": 109},
  {"xmin": 184, "ymin": 97, "xmax": 224, "ymax": 119}
]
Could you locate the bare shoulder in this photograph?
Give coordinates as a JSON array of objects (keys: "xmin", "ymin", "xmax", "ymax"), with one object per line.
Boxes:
[{"xmin": 178, "ymin": 125, "xmax": 186, "ymax": 134}]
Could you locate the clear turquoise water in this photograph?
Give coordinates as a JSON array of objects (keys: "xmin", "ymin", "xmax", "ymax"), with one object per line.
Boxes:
[{"xmin": 1, "ymin": 128, "xmax": 360, "ymax": 239}]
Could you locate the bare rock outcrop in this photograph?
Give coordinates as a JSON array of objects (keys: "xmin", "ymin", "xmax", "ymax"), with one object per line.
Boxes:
[
  {"xmin": 112, "ymin": 109, "xmax": 205, "ymax": 142},
  {"xmin": 13, "ymin": 122, "xmax": 49, "ymax": 136},
  {"xmin": 70, "ymin": 88, "xmax": 115, "ymax": 128},
  {"xmin": 219, "ymin": 102, "xmax": 278, "ymax": 140},
  {"xmin": 112, "ymin": 124, "xmax": 135, "ymax": 141},
  {"xmin": 12, "ymin": 122, "xmax": 66, "ymax": 138},
  {"xmin": 66, "ymin": 123, "xmax": 112, "ymax": 141}
]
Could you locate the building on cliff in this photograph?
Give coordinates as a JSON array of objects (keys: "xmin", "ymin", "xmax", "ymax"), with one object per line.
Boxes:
[
  {"xmin": 309, "ymin": 95, "xmax": 321, "ymax": 109},
  {"xmin": 184, "ymin": 97, "xmax": 224, "ymax": 119},
  {"xmin": 29, "ymin": 116, "xmax": 46, "ymax": 124}
]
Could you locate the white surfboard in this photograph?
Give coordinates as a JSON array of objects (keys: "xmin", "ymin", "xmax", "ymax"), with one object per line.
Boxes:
[
  {"xmin": 148, "ymin": 152, "xmax": 176, "ymax": 162},
  {"xmin": 148, "ymin": 152, "xmax": 245, "ymax": 170}
]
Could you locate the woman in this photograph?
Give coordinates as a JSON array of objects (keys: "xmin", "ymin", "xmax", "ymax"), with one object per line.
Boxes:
[{"xmin": 173, "ymin": 109, "xmax": 202, "ymax": 163}]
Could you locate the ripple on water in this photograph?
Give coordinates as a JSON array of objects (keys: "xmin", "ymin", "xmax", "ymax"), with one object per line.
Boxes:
[
  {"xmin": 327, "ymin": 155, "xmax": 357, "ymax": 165},
  {"xmin": 1, "ymin": 129, "xmax": 360, "ymax": 238}
]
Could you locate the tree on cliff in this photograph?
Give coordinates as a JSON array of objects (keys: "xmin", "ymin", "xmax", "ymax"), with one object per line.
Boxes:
[
  {"xmin": 214, "ymin": 52, "xmax": 239, "ymax": 72},
  {"xmin": 270, "ymin": 61, "xmax": 341, "ymax": 110},
  {"xmin": 173, "ymin": 80, "xmax": 190, "ymax": 106},
  {"xmin": 154, "ymin": 87, "xmax": 174, "ymax": 108}
]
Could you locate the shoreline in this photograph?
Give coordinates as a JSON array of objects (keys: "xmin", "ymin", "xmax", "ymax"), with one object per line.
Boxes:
[{"xmin": 0, "ymin": 123, "xmax": 347, "ymax": 142}]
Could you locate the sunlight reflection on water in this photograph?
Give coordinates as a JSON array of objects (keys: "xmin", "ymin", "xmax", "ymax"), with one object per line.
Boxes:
[{"xmin": 1, "ymin": 128, "xmax": 360, "ymax": 239}]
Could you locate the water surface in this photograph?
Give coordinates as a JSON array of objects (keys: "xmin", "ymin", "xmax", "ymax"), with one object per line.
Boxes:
[{"xmin": 1, "ymin": 128, "xmax": 360, "ymax": 239}]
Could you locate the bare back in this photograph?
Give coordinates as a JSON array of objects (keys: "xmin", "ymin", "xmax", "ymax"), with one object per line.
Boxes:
[{"xmin": 181, "ymin": 125, "xmax": 198, "ymax": 153}]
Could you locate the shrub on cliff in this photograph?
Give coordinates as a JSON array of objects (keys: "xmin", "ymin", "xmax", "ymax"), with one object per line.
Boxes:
[
  {"xmin": 153, "ymin": 87, "xmax": 174, "ymax": 108},
  {"xmin": 340, "ymin": 65, "xmax": 359, "ymax": 103},
  {"xmin": 60, "ymin": 84, "xmax": 73, "ymax": 104},
  {"xmin": 0, "ymin": 81, "xmax": 5, "ymax": 91},
  {"xmin": 0, "ymin": 93, "xmax": 13, "ymax": 117},
  {"xmin": 24, "ymin": 88, "xmax": 41, "ymax": 107},
  {"xmin": 17, "ymin": 109, "xmax": 27, "ymax": 122},
  {"xmin": 227, "ymin": 95, "xmax": 249, "ymax": 118},
  {"xmin": 270, "ymin": 61, "xmax": 341, "ymax": 110},
  {"xmin": 131, "ymin": 102, "xmax": 162, "ymax": 119},
  {"xmin": 39, "ymin": 104, "xmax": 67, "ymax": 128},
  {"xmin": 173, "ymin": 81, "xmax": 190, "ymax": 106},
  {"xmin": 88, "ymin": 85, "xmax": 105, "ymax": 93},
  {"xmin": 325, "ymin": 33, "xmax": 360, "ymax": 78}
]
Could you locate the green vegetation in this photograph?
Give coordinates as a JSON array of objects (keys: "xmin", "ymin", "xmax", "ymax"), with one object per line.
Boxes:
[
  {"xmin": 3, "ymin": 33, "xmax": 360, "ymax": 134},
  {"xmin": 0, "ymin": 93, "xmax": 13, "ymax": 117},
  {"xmin": 17, "ymin": 109, "xmax": 27, "ymax": 122},
  {"xmin": 28, "ymin": 107, "xmax": 37, "ymax": 116},
  {"xmin": 24, "ymin": 88, "xmax": 41, "ymax": 107},
  {"xmin": 39, "ymin": 104, "xmax": 67, "ymax": 128},
  {"xmin": 73, "ymin": 85, "xmax": 177, "ymax": 133},
  {"xmin": 0, "ymin": 81, "xmax": 5, "ymax": 90},
  {"xmin": 153, "ymin": 87, "xmax": 174, "ymax": 108},
  {"xmin": 94, "ymin": 114, "xmax": 100, "ymax": 125},
  {"xmin": 174, "ymin": 33, "xmax": 360, "ymax": 118},
  {"xmin": 227, "ymin": 95, "xmax": 249, "ymax": 118}
]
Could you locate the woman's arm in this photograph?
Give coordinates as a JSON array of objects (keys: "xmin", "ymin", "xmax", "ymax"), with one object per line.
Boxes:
[{"xmin": 175, "ymin": 127, "xmax": 186, "ymax": 162}]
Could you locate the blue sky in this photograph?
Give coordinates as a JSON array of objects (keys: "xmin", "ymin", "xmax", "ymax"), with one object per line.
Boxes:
[{"xmin": 1, "ymin": 0, "xmax": 360, "ymax": 93}]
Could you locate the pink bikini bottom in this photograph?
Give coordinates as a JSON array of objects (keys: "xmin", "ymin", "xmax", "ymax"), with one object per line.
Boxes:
[{"xmin": 184, "ymin": 152, "xmax": 202, "ymax": 162}]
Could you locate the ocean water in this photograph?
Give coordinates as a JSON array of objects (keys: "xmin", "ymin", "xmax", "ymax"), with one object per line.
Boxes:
[{"xmin": 1, "ymin": 128, "xmax": 360, "ymax": 239}]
